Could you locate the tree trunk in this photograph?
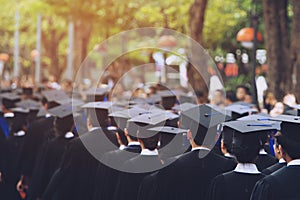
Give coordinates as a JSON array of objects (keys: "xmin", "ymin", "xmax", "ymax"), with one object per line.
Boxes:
[
  {"xmin": 188, "ymin": 0, "xmax": 209, "ymax": 101},
  {"xmin": 262, "ymin": 0, "xmax": 289, "ymax": 100},
  {"xmin": 73, "ymin": 19, "xmax": 93, "ymax": 81},
  {"xmin": 291, "ymin": 0, "xmax": 300, "ymax": 100}
]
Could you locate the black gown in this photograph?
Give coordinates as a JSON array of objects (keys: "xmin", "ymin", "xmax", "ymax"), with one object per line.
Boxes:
[
  {"xmin": 113, "ymin": 153, "xmax": 163, "ymax": 200},
  {"xmin": 17, "ymin": 116, "xmax": 55, "ymax": 179},
  {"xmin": 251, "ymin": 165, "xmax": 300, "ymax": 200},
  {"xmin": 93, "ymin": 144, "xmax": 141, "ymax": 200},
  {"xmin": 255, "ymin": 153, "xmax": 277, "ymax": 171},
  {"xmin": 139, "ymin": 149, "xmax": 236, "ymax": 200},
  {"xmin": 27, "ymin": 134, "xmax": 75, "ymax": 200},
  {"xmin": 43, "ymin": 127, "xmax": 118, "ymax": 200},
  {"xmin": 262, "ymin": 162, "xmax": 286, "ymax": 175},
  {"xmin": 207, "ymin": 171, "xmax": 265, "ymax": 200}
]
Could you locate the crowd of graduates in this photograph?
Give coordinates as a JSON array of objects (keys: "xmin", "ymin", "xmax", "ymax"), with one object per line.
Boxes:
[{"xmin": 0, "ymin": 80, "xmax": 300, "ymax": 200}]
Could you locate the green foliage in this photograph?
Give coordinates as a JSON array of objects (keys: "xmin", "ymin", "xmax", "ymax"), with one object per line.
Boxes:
[{"xmin": 225, "ymin": 74, "xmax": 251, "ymax": 91}]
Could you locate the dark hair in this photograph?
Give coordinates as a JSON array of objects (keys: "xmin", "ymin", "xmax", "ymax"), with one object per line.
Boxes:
[
  {"xmin": 191, "ymin": 124, "xmax": 217, "ymax": 147},
  {"xmin": 231, "ymin": 133, "xmax": 260, "ymax": 163},
  {"xmin": 54, "ymin": 115, "xmax": 74, "ymax": 135},
  {"xmin": 226, "ymin": 90, "xmax": 237, "ymax": 102},
  {"xmin": 277, "ymin": 135, "xmax": 300, "ymax": 159},
  {"xmin": 139, "ymin": 133, "xmax": 160, "ymax": 151},
  {"xmin": 87, "ymin": 109, "xmax": 109, "ymax": 128},
  {"xmin": 221, "ymin": 130, "xmax": 233, "ymax": 154},
  {"xmin": 236, "ymin": 85, "xmax": 250, "ymax": 94}
]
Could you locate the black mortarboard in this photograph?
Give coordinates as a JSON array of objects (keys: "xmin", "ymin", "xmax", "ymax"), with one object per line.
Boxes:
[
  {"xmin": 109, "ymin": 107, "xmax": 147, "ymax": 130},
  {"xmin": 1, "ymin": 93, "xmax": 21, "ymax": 109},
  {"xmin": 48, "ymin": 103, "xmax": 73, "ymax": 118},
  {"xmin": 147, "ymin": 126, "xmax": 187, "ymax": 135},
  {"xmin": 237, "ymin": 113, "xmax": 281, "ymax": 131},
  {"xmin": 289, "ymin": 104, "xmax": 300, "ymax": 116},
  {"xmin": 225, "ymin": 104, "xmax": 258, "ymax": 120},
  {"xmin": 180, "ymin": 104, "xmax": 231, "ymax": 147},
  {"xmin": 82, "ymin": 101, "xmax": 113, "ymax": 127},
  {"xmin": 222, "ymin": 120, "xmax": 277, "ymax": 158},
  {"xmin": 128, "ymin": 113, "xmax": 170, "ymax": 138},
  {"xmin": 172, "ymin": 102, "xmax": 197, "ymax": 112},
  {"xmin": 42, "ymin": 90, "xmax": 69, "ymax": 102},
  {"xmin": 269, "ymin": 114, "xmax": 300, "ymax": 143},
  {"xmin": 84, "ymin": 87, "xmax": 109, "ymax": 102},
  {"xmin": 145, "ymin": 94, "xmax": 161, "ymax": 105},
  {"xmin": 157, "ymin": 90, "xmax": 177, "ymax": 110},
  {"xmin": 178, "ymin": 94, "xmax": 197, "ymax": 104},
  {"xmin": 16, "ymin": 99, "xmax": 41, "ymax": 111}
]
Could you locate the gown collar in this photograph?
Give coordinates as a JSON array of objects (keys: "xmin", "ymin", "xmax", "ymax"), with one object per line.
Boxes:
[
  {"xmin": 234, "ymin": 163, "xmax": 261, "ymax": 174},
  {"xmin": 191, "ymin": 147, "xmax": 210, "ymax": 151},
  {"xmin": 287, "ymin": 159, "xmax": 300, "ymax": 166},
  {"xmin": 141, "ymin": 149, "xmax": 158, "ymax": 156}
]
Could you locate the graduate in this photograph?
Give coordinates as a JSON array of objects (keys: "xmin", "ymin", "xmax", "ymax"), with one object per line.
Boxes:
[
  {"xmin": 112, "ymin": 113, "xmax": 166, "ymax": 200},
  {"xmin": 26, "ymin": 103, "xmax": 76, "ymax": 200},
  {"xmin": 16, "ymin": 90, "xmax": 67, "ymax": 185},
  {"xmin": 43, "ymin": 101, "xmax": 118, "ymax": 200},
  {"xmin": 206, "ymin": 120, "xmax": 277, "ymax": 200},
  {"xmin": 262, "ymin": 136, "xmax": 287, "ymax": 175},
  {"xmin": 93, "ymin": 109, "xmax": 143, "ymax": 200},
  {"xmin": 148, "ymin": 104, "xmax": 236, "ymax": 200},
  {"xmin": 251, "ymin": 115, "xmax": 300, "ymax": 199}
]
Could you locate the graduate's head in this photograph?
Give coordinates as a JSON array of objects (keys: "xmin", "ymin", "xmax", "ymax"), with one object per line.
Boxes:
[
  {"xmin": 180, "ymin": 104, "xmax": 231, "ymax": 147},
  {"xmin": 221, "ymin": 127, "xmax": 234, "ymax": 155},
  {"xmin": 223, "ymin": 120, "xmax": 277, "ymax": 163},
  {"xmin": 236, "ymin": 85, "xmax": 250, "ymax": 101},
  {"xmin": 137, "ymin": 127, "xmax": 160, "ymax": 151},
  {"xmin": 276, "ymin": 118, "xmax": 300, "ymax": 160},
  {"xmin": 83, "ymin": 102, "xmax": 112, "ymax": 128},
  {"xmin": 48, "ymin": 103, "xmax": 74, "ymax": 135},
  {"xmin": 1, "ymin": 93, "xmax": 21, "ymax": 110}
]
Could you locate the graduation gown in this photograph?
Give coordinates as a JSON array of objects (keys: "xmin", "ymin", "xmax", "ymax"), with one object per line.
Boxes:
[
  {"xmin": 43, "ymin": 127, "xmax": 117, "ymax": 200},
  {"xmin": 206, "ymin": 164, "xmax": 265, "ymax": 200},
  {"xmin": 255, "ymin": 152, "xmax": 277, "ymax": 171},
  {"xmin": 251, "ymin": 164, "xmax": 300, "ymax": 200},
  {"xmin": 139, "ymin": 148, "xmax": 236, "ymax": 200},
  {"xmin": 17, "ymin": 116, "xmax": 55, "ymax": 179},
  {"xmin": 27, "ymin": 133, "xmax": 75, "ymax": 200},
  {"xmin": 93, "ymin": 144, "xmax": 141, "ymax": 200},
  {"xmin": 113, "ymin": 151, "xmax": 163, "ymax": 200},
  {"xmin": 262, "ymin": 160, "xmax": 286, "ymax": 175}
]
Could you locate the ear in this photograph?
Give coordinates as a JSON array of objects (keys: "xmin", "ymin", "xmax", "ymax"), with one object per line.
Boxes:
[
  {"xmin": 279, "ymin": 144, "xmax": 285, "ymax": 157},
  {"xmin": 124, "ymin": 128, "xmax": 129, "ymax": 137},
  {"xmin": 187, "ymin": 129, "xmax": 193, "ymax": 141},
  {"xmin": 177, "ymin": 120, "xmax": 180, "ymax": 128}
]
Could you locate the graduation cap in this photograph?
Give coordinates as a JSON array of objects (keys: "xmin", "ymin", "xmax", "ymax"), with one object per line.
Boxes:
[
  {"xmin": 48, "ymin": 103, "xmax": 73, "ymax": 118},
  {"xmin": 288, "ymin": 104, "xmax": 300, "ymax": 116},
  {"xmin": 42, "ymin": 90, "xmax": 69, "ymax": 102},
  {"xmin": 109, "ymin": 107, "xmax": 148, "ymax": 130},
  {"xmin": 237, "ymin": 113, "xmax": 281, "ymax": 131},
  {"xmin": 225, "ymin": 104, "xmax": 258, "ymax": 120},
  {"xmin": 269, "ymin": 114, "xmax": 300, "ymax": 143},
  {"xmin": 16, "ymin": 99, "xmax": 41, "ymax": 111},
  {"xmin": 178, "ymin": 94, "xmax": 197, "ymax": 104},
  {"xmin": 82, "ymin": 101, "xmax": 113, "ymax": 127},
  {"xmin": 128, "ymin": 113, "xmax": 170, "ymax": 138},
  {"xmin": 11, "ymin": 107, "xmax": 29, "ymax": 134},
  {"xmin": 1, "ymin": 93, "xmax": 21, "ymax": 109},
  {"xmin": 222, "ymin": 120, "xmax": 277, "ymax": 160},
  {"xmin": 172, "ymin": 102, "xmax": 197, "ymax": 113},
  {"xmin": 157, "ymin": 90, "xmax": 177, "ymax": 110},
  {"xmin": 180, "ymin": 104, "xmax": 231, "ymax": 147},
  {"xmin": 145, "ymin": 94, "xmax": 161, "ymax": 105},
  {"xmin": 48, "ymin": 103, "xmax": 75, "ymax": 133},
  {"xmin": 84, "ymin": 87, "xmax": 109, "ymax": 102},
  {"xmin": 148, "ymin": 126, "xmax": 187, "ymax": 148}
]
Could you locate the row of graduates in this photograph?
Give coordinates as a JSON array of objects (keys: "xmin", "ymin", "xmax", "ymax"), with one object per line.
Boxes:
[{"xmin": 0, "ymin": 87, "xmax": 300, "ymax": 199}]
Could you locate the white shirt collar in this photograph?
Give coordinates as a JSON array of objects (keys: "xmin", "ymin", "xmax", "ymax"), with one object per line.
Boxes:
[
  {"xmin": 191, "ymin": 147, "xmax": 210, "ymax": 151},
  {"xmin": 45, "ymin": 113, "xmax": 51, "ymax": 118},
  {"xmin": 89, "ymin": 127, "xmax": 100, "ymax": 132},
  {"xmin": 259, "ymin": 149, "xmax": 268, "ymax": 155},
  {"xmin": 279, "ymin": 158, "xmax": 286, "ymax": 164},
  {"xmin": 234, "ymin": 163, "xmax": 261, "ymax": 174},
  {"xmin": 287, "ymin": 159, "xmax": 300, "ymax": 166},
  {"xmin": 128, "ymin": 141, "xmax": 140, "ymax": 146},
  {"xmin": 14, "ymin": 130, "xmax": 26, "ymax": 137},
  {"xmin": 4, "ymin": 112, "xmax": 14, "ymax": 118},
  {"xmin": 225, "ymin": 153, "xmax": 236, "ymax": 158},
  {"xmin": 141, "ymin": 149, "xmax": 158, "ymax": 156},
  {"xmin": 119, "ymin": 144, "xmax": 126, "ymax": 150},
  {"xmin": 64, "ymin": 132, "xmax": 75, "ymax": 139}
]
